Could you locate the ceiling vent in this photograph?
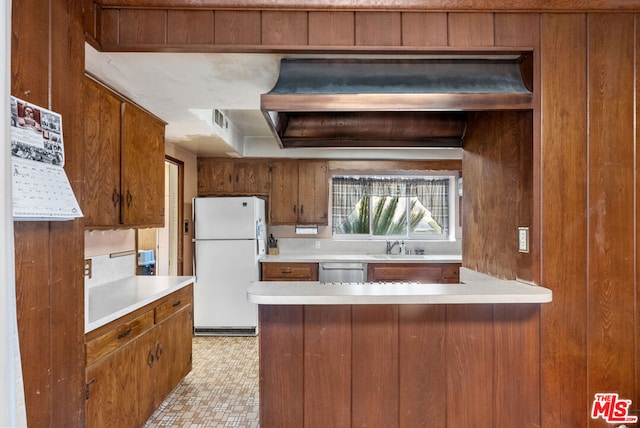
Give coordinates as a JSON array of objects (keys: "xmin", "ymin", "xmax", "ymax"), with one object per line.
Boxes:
[{"xmin": 261, "ymin": 56, "xmax": 533, "ymax": 149}]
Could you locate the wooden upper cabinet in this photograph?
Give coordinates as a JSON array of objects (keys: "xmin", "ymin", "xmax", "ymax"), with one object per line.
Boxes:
[
  {"xmin": 83, "ymin": 76, "xmax": 165, "ymax": 229},
  {"xmin": 84, "ymin": 77, "xmax": 122, "ymax": 227},
  {"xmin": 197, "ymin": 158, "xmax": 270, "ymax": 196},
  {"xmin": 198, "ymin": 158, "xmax": 234, "ymax": 194},
  {"xmin": 121, "ymin": 102, "xmax": 165, "ymax": 226},
  {"xmin": 297, "ymin": 160, "xmax": 328, "ymax": 225},
  {"xmin": 234, "ymin": 160, "xmax": 270, "ymax": 194},
  {"xmin": 197, "ymin": 157, "xmax": 327, "ymax": 225},
  {"xmin": 270, "ymin": 159, "xmax": 328, "ymax": 225},
  {"xmin": 269, "ymin": 159, "xmax": 299, "ymax": 224}
]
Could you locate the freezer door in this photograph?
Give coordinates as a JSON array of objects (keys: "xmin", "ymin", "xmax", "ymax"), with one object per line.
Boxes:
[
  {"xmin": 194, "ymin": 240, "xmax": 259, "ymax": 330},
  {"xmin": 194, "ymin": 197, "xmax": 262, "ymax": 240}
]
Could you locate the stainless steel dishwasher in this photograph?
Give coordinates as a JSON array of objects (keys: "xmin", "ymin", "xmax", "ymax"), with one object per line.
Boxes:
[{"xmin": 319, "ymin": 262, "xmax": 367, "ymax": 283}]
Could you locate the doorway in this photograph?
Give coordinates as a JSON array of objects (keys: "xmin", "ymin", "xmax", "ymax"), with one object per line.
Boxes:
[{"xmin": 137, "ymin": 156, "xmax": 184, "ymax": 275}]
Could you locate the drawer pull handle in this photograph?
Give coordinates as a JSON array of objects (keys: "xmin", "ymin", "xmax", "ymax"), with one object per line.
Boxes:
[
  {"xmin": 117, "ymin": 328, "xmax": 132, "ymax": 340},
  {"xmin": 282, "ymin": 270, "xmax": 292, "ymax": 274},
  {"xmin": 172, "ymin": 300, "xmax": 181, "ymax": 307}
]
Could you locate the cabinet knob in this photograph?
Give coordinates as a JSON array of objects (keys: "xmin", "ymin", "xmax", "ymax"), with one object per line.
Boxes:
[
  {"xmin": 126, "ymin": 190, "xmax": 133, "ymax": 207},
  {"xmin": 300, "ymin": 205, "xmax": 304, "ymax": 215},
  {"xmin": 147, "ymin": 350, "xmax": 155, "ymax": 368}
]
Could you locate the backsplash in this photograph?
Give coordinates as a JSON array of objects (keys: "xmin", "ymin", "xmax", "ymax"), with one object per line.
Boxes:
[
  {"xmin": 276, "ymin": 238, "xmax": 461, "ymax": 256},
  {"xmin": 85, "ymin": 253, "xmax": 136, "ymax": 289}
]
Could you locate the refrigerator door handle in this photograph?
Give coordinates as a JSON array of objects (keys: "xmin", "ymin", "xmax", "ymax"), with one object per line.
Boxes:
[{"xmin": 192, "ymin": 240, "xmax": 197, "ymax": 282}]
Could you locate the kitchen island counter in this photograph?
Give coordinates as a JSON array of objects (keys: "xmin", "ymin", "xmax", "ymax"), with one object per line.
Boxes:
[
  {"xmin": 86, "ymin": 275, "xmax": 195, "ymax": 333},
  {"xmin": 254, "ymin": 268, "xmax": 551, "ymax": 427}
]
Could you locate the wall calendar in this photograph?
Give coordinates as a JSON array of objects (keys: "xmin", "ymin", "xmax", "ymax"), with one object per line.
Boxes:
[{"xmin": 10, "ymin": 96, "xmax": 82, "ymax": 221}]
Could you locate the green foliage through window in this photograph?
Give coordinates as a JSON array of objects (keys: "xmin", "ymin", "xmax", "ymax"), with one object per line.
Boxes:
[{"xmin": 332, "ymin": 176, "xmax": 452, "ymax": 239}]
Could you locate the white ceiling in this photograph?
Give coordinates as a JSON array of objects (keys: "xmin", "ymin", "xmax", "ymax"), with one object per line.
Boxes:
[{"xmin": 84, "ymin": 44, "xmax": 462, "ymax": 160}]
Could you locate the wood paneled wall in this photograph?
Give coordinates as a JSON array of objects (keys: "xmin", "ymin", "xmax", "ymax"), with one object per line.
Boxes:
[
  {"xmin": 541, "ymin": 13, "xmax": 639, "ymax": 427},
  {"xmin": 87, "ymin": 8, "xmax": 543, "ymax": 52},
  {"xmin": 11, "ymin": 0, "xmax": 86, "ymax": 426},
  {"xmin": 260, "ymin": 304, "xmax": 541, "ymax": 427},
  {"xmin": 94, "ymin": 0, "xmax": 639, "ymax": 11},
  {"xmin": 462, "ymin": 111, "xmax": 534, "ymax": 282}
]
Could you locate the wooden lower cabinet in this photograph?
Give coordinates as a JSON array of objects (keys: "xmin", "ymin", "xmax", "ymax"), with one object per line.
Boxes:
[
  {"xmin": 261, "ymin": 262, "xmax": 319, "ymax": 281},
  {"xmin": 85, "ymin": 286, "xmax": 193, "ymax": 427},
  {"xmin": 86, "ymin": 336, "xmax": 142, "ymax": 427},
  {"xmin": 367, "ymin": 262, "xmax": 461, "ymax": 283}
]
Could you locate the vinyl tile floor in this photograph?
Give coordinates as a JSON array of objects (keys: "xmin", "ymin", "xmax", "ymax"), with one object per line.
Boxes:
[{"xmin": 144, "ymin": 336, "xmax": 260, "ymax": 428}]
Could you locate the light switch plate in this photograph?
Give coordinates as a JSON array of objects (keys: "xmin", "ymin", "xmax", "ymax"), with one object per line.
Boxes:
[{"xmin": 518, "ymin": 227, "xmax": 529, "ymax": 253}]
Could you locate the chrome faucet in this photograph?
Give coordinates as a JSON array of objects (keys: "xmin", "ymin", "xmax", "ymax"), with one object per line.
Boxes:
[{"xmin": 386, "ymin": 240, "xmax": 400, "ymax": 254}]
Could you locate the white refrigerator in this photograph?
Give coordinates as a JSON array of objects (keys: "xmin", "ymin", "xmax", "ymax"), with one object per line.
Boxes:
[{"xmin": 193, "ymin": 196, "xmax": 266, "ymax": 335}]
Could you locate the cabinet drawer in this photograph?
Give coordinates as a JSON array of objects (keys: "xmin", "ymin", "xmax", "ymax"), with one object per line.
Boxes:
[
  {"xmin": 262, "ymin": 262, "xmax": 319, "ymax": 281},
  {"xmin": 155, "ymin": 287, "xmax": 193, "ymax": 324},
  {"xmin": 367, "ymin": 263, "xmax": 461, "ymax": 284},
  {"xmin": 86, "ymin": 309, "xmax": 154, "ymax": 367}
]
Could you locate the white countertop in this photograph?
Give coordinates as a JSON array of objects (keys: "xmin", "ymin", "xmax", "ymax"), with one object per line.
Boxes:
[
  {"xmin": 86, "ymin": 275, "xmax": 195, "ymax": 333},
  {"xmin": 247, "ymin": 268, "xmax": 551, "ymax": 305},
  {"xmin": 261, "ymin": 253, "xmax": 462, "ymax": 263}
]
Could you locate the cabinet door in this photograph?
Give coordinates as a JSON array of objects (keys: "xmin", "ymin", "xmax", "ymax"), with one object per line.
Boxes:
[
  {"xmin": 121, "ymin": 102, "xmax": 165, "ymax": 226},
  {"xmin": 136, "ymin": 330, "xmax": 161, "ymax": 425},
  {"xmin": 86, "ymin": 338, "xmax": 147, "ymax": 428},
  {"xmin": 197, "ymin": 158, "xmax": 234, "ymax": 195},
  {"xmin": 232, "ymin": 161, "xmax": 249, "ymax": 193},
  {"xmin": 238, "ymin": 160, "xmax": 270, "ymax": 195},
  {"xmin": 153, "ymin": 305, "xmax": 193, "ymax": 406},
  {"xmin": 297, "ymin": 160, "xmax": 328, "ymax": 225},
  {"xmin": 269, "ymin": 160, "xmax": 299, "ymax": 224},
  {"xmin": 83, "ymin": 77, "xmax": 122, "ymax": 227}
]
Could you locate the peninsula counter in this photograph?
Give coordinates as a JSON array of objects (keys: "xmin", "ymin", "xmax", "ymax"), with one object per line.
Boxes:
[{"xmin": 249, "ymin": 269, "xmax": 551, "ymax": 427}]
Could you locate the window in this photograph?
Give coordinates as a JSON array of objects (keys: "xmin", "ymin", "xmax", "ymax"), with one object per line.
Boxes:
[{"xmin": 332, "ymin": 175, "xmax": 456, "ymax": 240}]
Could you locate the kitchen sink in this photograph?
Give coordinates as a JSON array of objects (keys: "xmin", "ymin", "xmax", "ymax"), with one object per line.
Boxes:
[{"xmin": 368, "ymin": 254, "xmax": 424, "ymax": 259}]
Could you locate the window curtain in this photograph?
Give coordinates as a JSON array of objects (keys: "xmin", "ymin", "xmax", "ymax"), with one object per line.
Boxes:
[
  {"xmin": 333, "ymin": 176, "xmax": 450, "ymax": 235},
  {"xmin": 332, "ymin": 177, "xmax": 367, "ymax": 231},
  {"xmin": 368, "ymin": 178, "xmax": 405, "ymax": 197},
  {"xmin": 411, "ymin": 178, "xmax": 449, "ymax": 234},
  {"xmin": 332, "ymin": 177, "xmax": 408, "ymax": 231}
]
